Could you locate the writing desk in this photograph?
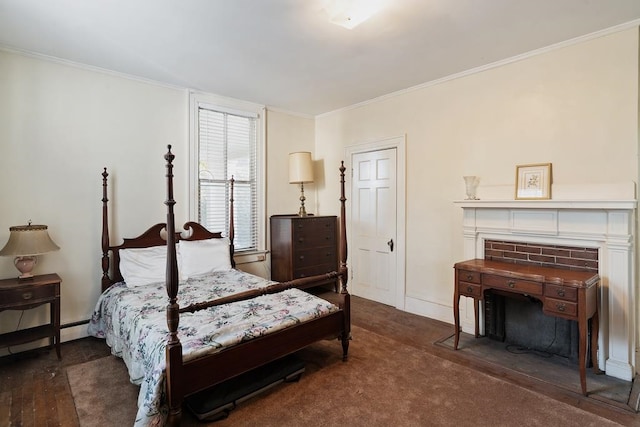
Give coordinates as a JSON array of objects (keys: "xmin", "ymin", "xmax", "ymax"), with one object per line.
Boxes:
[{"xmin": 453, "ymin": 259, "xmax": 599, "ymax": 395}]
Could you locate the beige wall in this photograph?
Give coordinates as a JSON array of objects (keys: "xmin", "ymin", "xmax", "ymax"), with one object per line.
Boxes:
[
  {"xmin": 315, "ymin": 28, "xmax": 639, "ymax": 322},
  {"xmin": 0, "ymin": 50, "xmax": 312, "ymax": 349},
  {"xmin": 1, "ymin": 26, "xmax": 638, "ymax": 354}
]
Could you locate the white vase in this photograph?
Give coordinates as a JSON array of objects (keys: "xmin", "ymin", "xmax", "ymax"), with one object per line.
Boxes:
[{"xmin": 463, "ymin": 176, "xmax": 480, "ymax": 200}]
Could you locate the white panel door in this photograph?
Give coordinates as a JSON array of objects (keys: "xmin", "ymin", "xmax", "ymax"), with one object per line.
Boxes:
[{"xmin": 351, "ymin": 148, "xmax": 397, "ymax": 306}]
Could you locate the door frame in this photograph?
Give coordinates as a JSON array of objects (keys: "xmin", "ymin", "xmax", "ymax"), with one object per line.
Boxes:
[{"xmin": 345, "ymin": 135, "xmax": 406, "ymax": 310}]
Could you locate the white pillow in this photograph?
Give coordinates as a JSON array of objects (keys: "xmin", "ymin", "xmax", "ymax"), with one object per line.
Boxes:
[
  {"xmin": 179, "ymin": 238, "xmax": 232, "ymax": 278},
  {"xmin": 119, "ymin": 245, "xmax": 186, "ymax": 287}
]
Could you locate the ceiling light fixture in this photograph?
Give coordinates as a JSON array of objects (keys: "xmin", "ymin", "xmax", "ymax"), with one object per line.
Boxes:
[{"xmin": 323, "ymin": 0, "xmax": 386, "ymax": 29}]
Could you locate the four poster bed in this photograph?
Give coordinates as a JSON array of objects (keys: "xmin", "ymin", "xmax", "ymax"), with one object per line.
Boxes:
[{"xmin": 88, "ymin": 146, "xmax": 350, "ymax": 426}]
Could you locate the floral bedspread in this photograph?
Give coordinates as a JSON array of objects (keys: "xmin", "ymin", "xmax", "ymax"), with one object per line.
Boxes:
[{"xmin": 87, "ymin": 269, "xmax": 339, "ymax": 426}]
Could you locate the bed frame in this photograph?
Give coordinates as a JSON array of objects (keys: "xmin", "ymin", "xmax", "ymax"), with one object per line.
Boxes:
[{"xmin": 100, "ymin": 145, "xmax": 350, "ymax": 425}]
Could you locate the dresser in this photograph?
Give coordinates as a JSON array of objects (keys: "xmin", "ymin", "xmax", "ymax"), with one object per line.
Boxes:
[
  {"xmin": 270, "ymin": 215, "xmax": 338, "ymax": 290},
  {"xmin": 453, "ymin": 259, "xmax": 599, "ymax": 395},
  {"xmin": 0, "ymin": 273, "xmax": 61, "ymax": 359}
]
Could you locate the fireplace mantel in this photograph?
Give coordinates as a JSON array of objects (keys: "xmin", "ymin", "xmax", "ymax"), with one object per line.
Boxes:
[
  {"xmin": 456, "ymin": 198, "xmax": 637, "ymax": 382},
  {"xmin": 454, "ymin": 199, "xmax": 636, "ymax": 210}
]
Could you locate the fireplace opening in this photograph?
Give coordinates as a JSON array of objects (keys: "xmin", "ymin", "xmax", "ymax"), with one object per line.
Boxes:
[
  {"xmin": 483, "ymin": 239, "xmax": 598, "ymax": 364},
  {"xmin": 484, "ymin": 292, "xmax": 579, "ymax": 363}
]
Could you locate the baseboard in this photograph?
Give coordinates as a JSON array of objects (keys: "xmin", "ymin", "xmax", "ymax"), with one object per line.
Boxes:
[{"xmin": 404, "ymin": 295, "xmax": 453, "ymax": 325}]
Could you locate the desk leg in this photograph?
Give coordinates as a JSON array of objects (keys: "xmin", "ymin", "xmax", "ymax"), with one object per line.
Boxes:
[
  {"xmin": 473, "ymin": 298, "xmax": 479, "ymax": 338},
  {"xmin": 453, "ymin": 290, "xmax": 460, "ymax": 350},
  {"xmin": 591, "ymin": 312, "xmax": 601, "ymax": 375},
  {"xmin": 578, "ymin": 317, "xmax": 587, "ymax": 395}
]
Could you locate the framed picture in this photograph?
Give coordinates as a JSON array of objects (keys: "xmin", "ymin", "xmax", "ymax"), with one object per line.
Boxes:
[{"xmin": 515, "ymin": 163, "xmax": 552, "ymax": 200}]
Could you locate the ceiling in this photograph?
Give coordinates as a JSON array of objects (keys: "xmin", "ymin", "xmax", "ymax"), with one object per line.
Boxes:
[{"xmin": 1, "ymin": 0, "xmax": 640, "ymax": 116}]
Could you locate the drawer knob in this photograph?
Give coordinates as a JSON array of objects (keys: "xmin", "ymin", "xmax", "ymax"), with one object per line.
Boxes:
[
  {"xmin": 299, "ymin": 255, "xmax": 305, "ymax": 260},
  {"xmin": 22, "ymin": 292, "xmax": 33, "ymax": 300},
  {"xmin": 556, "ymin": 302, "xmax": 566, "ymax": 312},
  {"xmin": 508, "ymin": 281, "xmax": 515, "ymax": 288},
  {"xmin": 466, "ymin": 286, "xmax": 473, "ymax": 293},
  {"xmin": 466, "ymin": 274, "xmax": 473, "ymax": 281},
  {"xmin": 556, "ymin": 289, "xmax": 565, "ymax": 297}
]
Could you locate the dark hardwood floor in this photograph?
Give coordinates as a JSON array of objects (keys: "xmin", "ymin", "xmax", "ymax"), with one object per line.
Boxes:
[{"xmin": 1, "ymin": 292, "xmax": 638, "ymax": 426}]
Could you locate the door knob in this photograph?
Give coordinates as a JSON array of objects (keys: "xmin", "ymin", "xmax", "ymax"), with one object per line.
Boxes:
[{"xmin": 387, "ymin": 239, "xmax": 394, "ymax": 252}]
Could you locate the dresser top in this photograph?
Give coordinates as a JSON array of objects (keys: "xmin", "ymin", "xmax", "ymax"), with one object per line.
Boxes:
[{"xmin": 454, "ymin": 259, "xmax": 599, "ymax": 288}]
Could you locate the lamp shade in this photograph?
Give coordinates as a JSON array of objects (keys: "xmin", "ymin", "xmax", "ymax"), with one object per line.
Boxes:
[
  {"xmin": 289, "ymin": 152, "xmax": 314, "ymax": 184},
  {"xmin": 0, "ymin": 224, "xmax": 60, "ymax": 257}
]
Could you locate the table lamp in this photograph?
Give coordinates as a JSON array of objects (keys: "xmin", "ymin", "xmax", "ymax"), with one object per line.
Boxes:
[
  {"xmin": 289, "ymin": 152, "xmax": 314, "ymax": 217},
  {"xmin": 0, "ymin": 222, "xmax": 60, "ymax": 279}
]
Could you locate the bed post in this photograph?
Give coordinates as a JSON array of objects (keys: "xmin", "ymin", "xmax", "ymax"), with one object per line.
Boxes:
[
  {"xmin": 101, "ymin": 168, "xmax": 111, "ymax": 292},
  {"xmin": 338, "ymin": 161, "xmax": 350, "ymax": 361},
  {"xmin": 229, "ymin": 176, "xmax": 235, "ymax": 268},
  {"xmin": 164, "ymin": 145, "xmax": 183, "ymax": 426}
]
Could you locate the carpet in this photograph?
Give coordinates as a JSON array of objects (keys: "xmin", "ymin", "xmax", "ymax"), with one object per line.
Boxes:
[{"xmin": 68, "ymin": 326, "xmax": 622, "ymax": 426}]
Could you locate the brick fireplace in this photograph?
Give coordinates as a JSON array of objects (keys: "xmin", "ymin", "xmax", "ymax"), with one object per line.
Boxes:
[{"xmin": 455, "ymin": 195, "xmax": 636, "ymax": 381}]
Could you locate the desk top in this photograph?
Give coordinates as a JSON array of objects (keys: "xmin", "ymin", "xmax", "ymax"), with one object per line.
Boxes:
[{"xmin": 454, "ymin": 259, "xmax": 599, "ymax": 288}]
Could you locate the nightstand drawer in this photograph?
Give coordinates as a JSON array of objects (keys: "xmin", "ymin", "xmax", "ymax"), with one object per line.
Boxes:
[{"xmin": 0, "ymin": 283, "xmax": 57, "ymax": 308}]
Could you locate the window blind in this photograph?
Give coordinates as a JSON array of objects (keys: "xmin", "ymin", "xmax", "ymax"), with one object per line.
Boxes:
[{"xmin": 198, "ymin": 107, "xmax": 258, "ymax": 252}]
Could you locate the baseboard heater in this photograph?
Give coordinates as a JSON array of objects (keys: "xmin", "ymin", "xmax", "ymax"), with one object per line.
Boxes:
[{"xmin": 185, "ymin": 354, "xmax": 305, "ymax": 422}]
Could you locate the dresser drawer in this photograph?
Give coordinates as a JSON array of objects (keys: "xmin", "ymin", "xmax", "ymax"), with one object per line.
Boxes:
[
  {"xmin": 544, "ymin": 297, "xmax": 578, "ymax": 317},
  {"xmin": 293, "ymin": 264, "xmax": 337, "ymax": 279},
  {"xmin": 458, "ymin": 282, "xmax": 481, "ymax": 298},
  {"xmin": 0, "ymin": 283, "xmax": 56, "ymax": 308},
  {"xmin": 295, "ymin": 248, "xmax": 337, "ymax": 269},
  {"xmin": 482, "ymin": 274, "xmax": 543, "ymax": 296},
  {"xmin": 458, "ymin": 270, "xmax": 480, "ymax": 284},
  {"xmin": 544, "ymin": 284, "xmax": 577, "ymax": 302},
  {"xmin": 292, "ymin": 219, "xmax": 336, "ymax": 249}
]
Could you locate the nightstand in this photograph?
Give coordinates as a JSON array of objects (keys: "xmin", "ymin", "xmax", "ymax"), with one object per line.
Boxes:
[{"xmin": 0, "ymin": 273, "xmax": 61, "ymax": 359}]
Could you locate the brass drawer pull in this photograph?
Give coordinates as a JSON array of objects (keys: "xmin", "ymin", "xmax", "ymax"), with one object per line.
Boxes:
[
  {"xmin": 466, "ymin": 286, "xmax": 473, "ymax": 293},
  {"xmin": 508, "ymin": 281, "xmax": 515, "ymax": 288},
  {"xmin": 466, "ymin": 274, "xmax": 473, "ymax": 281},
  {"xmin": 556, "ymin": 302, "xmax": 566, "ymax": 312},
  {"xmin": 22, "ymin": 292, "xmax": 33, "ymax": 300},
  {"xmin": 557, "ymin": 289, "xmax": 565, "ymax": 297}
]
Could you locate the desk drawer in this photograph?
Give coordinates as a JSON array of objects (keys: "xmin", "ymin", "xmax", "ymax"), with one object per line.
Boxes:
[
  {"xmin": 458, "ymin": 270, "xmax": 481, "ymax": 284},
  {"xmin": 544, "ymin": 297, "xmax": 578, "ymax": 317},
  {"xmin": 483, "ymin": 274, "xmax": 542, "ymax": 296},
  {"xmin": 544, "ymin": 284, "xmax": 577, "ymax": 302},
  {"xmin": 458, "ymin": 282, "xmax": 481, "ymax": 298}
]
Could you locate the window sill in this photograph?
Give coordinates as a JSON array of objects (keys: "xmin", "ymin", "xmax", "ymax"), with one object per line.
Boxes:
[{"xmin": 234, "ymin": 250, "xmax": 268, "ymax": 265}]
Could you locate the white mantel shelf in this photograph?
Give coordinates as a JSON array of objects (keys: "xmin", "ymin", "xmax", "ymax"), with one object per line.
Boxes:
[{"xmin": 454, "ymin": 199, "xmax": 637, "ymax": 210}]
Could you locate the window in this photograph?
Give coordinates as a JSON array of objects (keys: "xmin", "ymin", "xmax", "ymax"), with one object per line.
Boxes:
[{"xmin": 190, "ymin": 93, "xmax": 265, "ymax": 254}]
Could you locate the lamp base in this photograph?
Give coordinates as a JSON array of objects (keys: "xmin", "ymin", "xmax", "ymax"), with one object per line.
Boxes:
[
  {"xmin": 14, "ymin": 255, "xmax": 37, "ymax": 280},
  {"xmin": 298, "ymin": 183, "xmax": 308, "ymax": 217}
]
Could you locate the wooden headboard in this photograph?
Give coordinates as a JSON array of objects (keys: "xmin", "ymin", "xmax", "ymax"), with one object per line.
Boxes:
[{"xmin": 100, "ymin": 166, "xmax": 236, "ymax": 292}]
